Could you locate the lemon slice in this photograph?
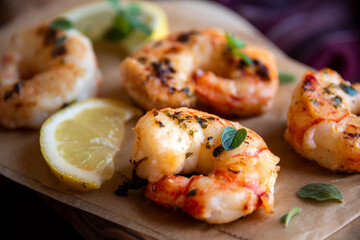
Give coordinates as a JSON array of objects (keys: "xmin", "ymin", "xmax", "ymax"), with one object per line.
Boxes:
[
  {"xmin": 60, "ymin": 0, "xmax": 168, "ymax": 53},
  {"xmin": 40, "ymin": 98, "xmax": 142, "ymax": 191}
]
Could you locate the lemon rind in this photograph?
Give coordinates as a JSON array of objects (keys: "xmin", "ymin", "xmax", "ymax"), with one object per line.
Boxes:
[{"xmin": 40, "ymin": 98, "xmax": 141, "ymax": 190}]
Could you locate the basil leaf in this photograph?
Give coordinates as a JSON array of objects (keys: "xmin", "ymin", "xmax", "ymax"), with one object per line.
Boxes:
[
  {"xmin": 298, "ymin": 183, "xmax": 343, "ymax": 202},
  {"xmin": 281, "ymin": 208, "xmax": 301, "ymax": 227},
  {"xmin": 279, "ymin": 72, "xmax": 295, "ymax": 83},
  {"xmin": 339, "ymin": 83, "xmax": 358, "ymax": 96},
  {"xmin": 185, "ymin": 152, "xmax": 193, "ymax": 159},
  {"xmin": 225, "ymin": 32, "xmax": 246, "ymax": 49},
  {"xmin": 50, "ymin": 18, "xmax": 73, "ymax": 30},
  {"xmin": 221, "ymin": 126, "xmax": 247, "ymax": 151},
  {"xmin": 232, "ymin": 49, "xmax": 254, "ymax": 66}
]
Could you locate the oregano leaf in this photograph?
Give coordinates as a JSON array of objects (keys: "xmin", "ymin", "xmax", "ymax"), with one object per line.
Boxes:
[
  {"xmin": 50, "ymin": 18, "xmax": 73, "ymax": 30},
  {"xmin": 339, "ymin": 83, "xmax": 358, "ymax": 96},
  {"xmin": 221, "ymin": 126, "xmax": 247, "ymax": 151},
  {"xmin": 298, "ymin": 183, "xmax": 343, "ymax": 202},
  {"xmin": 279, "ymin": 72, "xmax": 295, "ymax": 83},
  {"xmin": 281, "ymin": 208, "xmax": 302, "ymax": 227}
]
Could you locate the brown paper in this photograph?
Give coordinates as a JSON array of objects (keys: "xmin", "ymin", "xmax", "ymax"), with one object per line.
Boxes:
[{"xmin": 1, "ymin": 1, "xmax": 360, "ymax": 239}]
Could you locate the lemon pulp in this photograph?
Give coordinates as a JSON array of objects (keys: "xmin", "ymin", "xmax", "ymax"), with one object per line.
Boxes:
[
  {"xmin": 55, "ymin": 107, "xmax": 125, "ymax": 170},
  {"xmin": 40, "ymin": 98, "xmax": 141, "ymax": 191}
]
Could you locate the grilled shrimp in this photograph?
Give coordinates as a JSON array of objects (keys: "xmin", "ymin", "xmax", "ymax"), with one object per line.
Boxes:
[
  {"xmin": 131, "ymin": 107, "xmax": 280, "ymax": 223},
  {"xmin": 285, "ymin": 69, "xmax": 360, "ymax": 172},
  {"xmin": 121, "ymin": 29, "xmax": 278, "ymax": 116},
  {"xmin": 0, "ymin": 22, "xmax": 102, "ymax": 129}
]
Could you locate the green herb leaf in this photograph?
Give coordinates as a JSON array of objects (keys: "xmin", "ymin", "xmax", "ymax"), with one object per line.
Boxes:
[
  {"xmin": 225, "ymin": 32, "xmax": 246, "ymax": 49},
  {"xmin": 232, "ymin": 49, "xmax": 254, "ymax": 66},
  {"xmin": 332, "ymin": 96, "xmax": 342, "ymax": 108},
  {"xmin": 104, "ymin": 1, "xmax": 152, "ymax": 43},
  {"xmin": 104, "ymin": 27, "xmax": 128, "ymax": 42},
  {"xmin": 281, "ymin": 208, "xmax": 302, "ymax": 227},
  {"xmin": 225, "ymin": 31, "xmax": 253, "ymax": 65},
  {"xmin": 54, "ymin": 36, "xmax": 67, "ymax": 47},
  {"xmin": 185, "ymin": 152, "xmax": 193, "ymax": 159},
  {"xmin": 339, "ymin": 83, "xmax": 358, "ymax": 96},
  {"xmin": 298, "ymin": 183, "xmax": 343, "ymax": 202},
  {"xmin": 50, "ymin": 18, "xmax": 73, "ymax": 30},
  {"xmin": 221, "ymin": 126, "xmax": 247, "ymax": 151},
  {"xmin": 213, "ymin": 145, "xmax": 224, "ymax": 157},
  {"xmin": 125, "ymin": 4, "xmax": 151, "ymax": 35},
  {"xmin": 279, "ymin": 72, "xmax": 295, "ymax": 83},
  {"xmin": 106, "ymin": 0, "xmax": 119, "ymax": 9}
]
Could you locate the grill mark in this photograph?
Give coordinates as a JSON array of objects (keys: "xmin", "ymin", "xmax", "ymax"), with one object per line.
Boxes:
[{"xmin": 3, "ymin": 82, "xmax": 24, "ymax": 101}]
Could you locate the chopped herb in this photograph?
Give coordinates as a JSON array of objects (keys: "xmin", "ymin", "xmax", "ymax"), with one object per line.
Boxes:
[
  {"xmin": 155, "ymin": 120, "xmax": 165, "ymax": 127},
  {"xmin": 185, "ymin": 152, "xmax": 193, "ymax": 159},
  {"xmin": 51, "ymin": 36, "xmax": 67, "ymax": 57},
  {"xmin": 225, "ymin": 31, "xmax": 253, "ymax": 65},
  {"xmin": 298, "ymin": 183, "xmax": 343, "ymax": 202},
  {"xmin": 221, "ymin": 126, "xmax": 247, "ymax": 151},
  {"xmin": 310, "ymin": 98, "xmax": 319, "ymax": 106},
  {"xmin": 189, "ymin": 130, "xmax": 194, "ymax": 137},
  {"xmin": 54, "ymin": 36, "xmax": 66, "ymax": 47},
  {"xmin": 281, "ymin": 208, "xmax": 302, "ymax": 227},
  {"xmin": 181, "ymin": 87, "xmax": 193, "ymax": 98},
  {"xmin": 206, "ymin": 143, "xmax": 211, "ymax": 149},
  {"xmin": 279, "ymin": 72, "xmax": 295, "ymax": 83},
  {"xmin": 51, "ymin": 45, "xmax": 66, "ymax": 57},
  {"xmin": 323, "ymin": 86, "xmax": 333, "ymax": 95},
  {"xmin": 213, "ymin": 145, "xmax": 224, "ymax": 157},
  {"xmin": 50, "ymin": 18, "xmax": 73, "ymax": 30},
  {"xmin": 332, "ymin": 96, "xmax": 342, "ymax": 108},
  {"xmin": 104, "ymin": 0, "xmax": 152, "ymax": 42},
  {"xmin": 186, "ymin": 189, "xmax": 197, "ymax": 198},
  {"xmin": 114, "ymin": 170, "xmax": 147, "ymax": 196},
  {"xmin": 195, "ymin": 116, "xmax": 208, "ymax": 129},
  {"xmin": 339, "ymin": 83, "xmax": 358, "ymax": 96}
]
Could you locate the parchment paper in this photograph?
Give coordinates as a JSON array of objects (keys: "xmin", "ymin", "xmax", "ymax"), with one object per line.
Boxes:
[{"xmin": 1, "ymin": 1, "xmax": 359, "ymax": 239}]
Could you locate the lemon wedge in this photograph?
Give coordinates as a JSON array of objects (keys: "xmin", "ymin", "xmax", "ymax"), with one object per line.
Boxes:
[
  {"xmin": 40, "ymin": 98, "xmax": 142, "ymax": 191},
  {"xmin": 60, "ymin": 0, "xmax": 168, "ymax": 53}
]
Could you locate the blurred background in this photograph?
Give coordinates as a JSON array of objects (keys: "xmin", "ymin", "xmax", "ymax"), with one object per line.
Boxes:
[
  {"xmin": 0, "ymin": 0, "xmax": 359, "ymax": 239},
  {"xmin": 1, "ymin": 0, "xmax": 359, "ymax": 82}
]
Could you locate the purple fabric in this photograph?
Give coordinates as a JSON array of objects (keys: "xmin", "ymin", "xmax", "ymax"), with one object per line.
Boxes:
[{"xmin": 216, "ymin": 0, "xmax": 360, "ymax": 82}]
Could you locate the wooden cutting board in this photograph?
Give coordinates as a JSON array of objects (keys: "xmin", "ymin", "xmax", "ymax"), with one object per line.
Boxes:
[{"xmin": 0, "ymin": 1, "xmax": 359, "ymax": 239}]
